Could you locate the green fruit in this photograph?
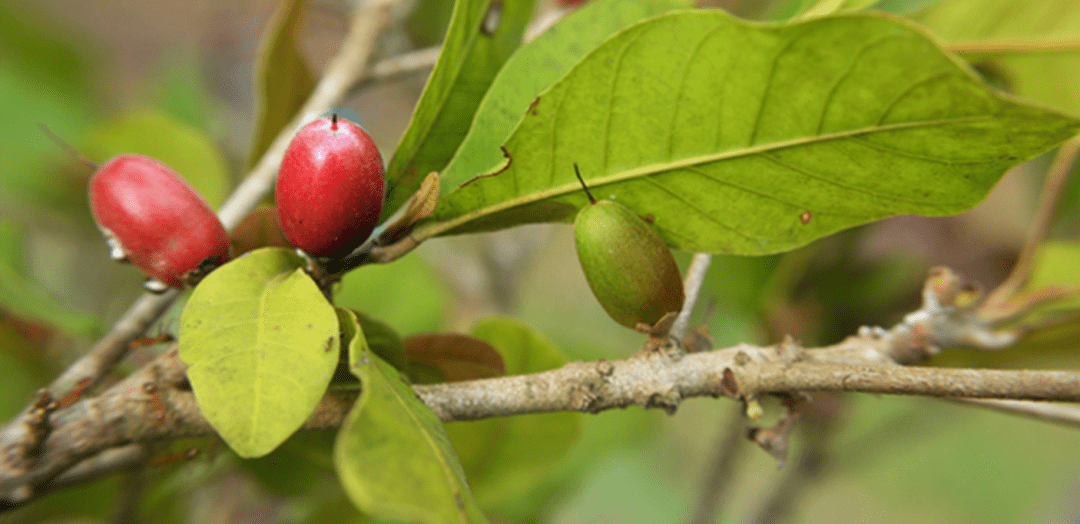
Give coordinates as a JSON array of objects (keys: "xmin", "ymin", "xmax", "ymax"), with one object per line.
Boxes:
[{"xmin": 574, "ymin": 197, "xmax": 685, "ymax": 329}]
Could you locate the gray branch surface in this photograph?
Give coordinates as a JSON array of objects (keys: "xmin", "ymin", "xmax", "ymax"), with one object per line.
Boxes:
[{"xmin": 3, "ymin": 264, "xmax": 1079, "ymax": 507}]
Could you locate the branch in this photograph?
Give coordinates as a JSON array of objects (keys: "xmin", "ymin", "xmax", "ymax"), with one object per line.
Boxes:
[
  {"xmin": 5, "ymin": 261, "xmax": 1080, "ymax": 506},
  {"xmin": 6, "ymin": 287, "xmax": 1080, "ymax": 508},
  {"xmin": 416, "ymin": 349, "xmax": 1080, "ymax": 422}
]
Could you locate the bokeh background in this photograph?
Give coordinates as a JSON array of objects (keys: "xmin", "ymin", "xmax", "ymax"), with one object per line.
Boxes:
[{"xmin": 2, "ymin": 0, "xmax": 1080, "ymax": 522}]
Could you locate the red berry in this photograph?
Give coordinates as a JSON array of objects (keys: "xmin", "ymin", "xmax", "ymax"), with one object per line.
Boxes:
[
  {"xmin": 89, "ymin": 154, "xmax": 231, "ymax": 289},
  {"xmin": 276, "ymin": 115, "xmax": 385, "ymax": 258}
]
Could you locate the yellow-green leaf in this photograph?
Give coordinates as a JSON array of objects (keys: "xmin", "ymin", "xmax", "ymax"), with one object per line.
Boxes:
[
  {"xmin": 180, "ymin": 247, "xmax": 339, "ymax": 457},
  {"xmin": 334, "ymin": 349, "xmax": 487, "ymax": 523},
  {"xmin": 426, "ymin": 11, "xmax": 1080, "ymax": 255}
]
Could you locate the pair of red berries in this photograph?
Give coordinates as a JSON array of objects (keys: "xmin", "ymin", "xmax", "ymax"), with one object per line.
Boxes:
[{"xmin": 89, "ymin": 115, "xmax": 385, "ymax": 289}]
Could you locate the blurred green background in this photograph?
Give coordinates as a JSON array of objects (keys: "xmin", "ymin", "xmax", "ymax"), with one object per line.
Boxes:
[{"xmin": 1, "ymin": 0, "xmax": 1079, "ymax": 522}]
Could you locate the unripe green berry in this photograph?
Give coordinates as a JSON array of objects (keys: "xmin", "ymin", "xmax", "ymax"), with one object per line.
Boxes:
[{"xmin": 572, "ymin": 167, "xmax": 684, "ymax": 329}]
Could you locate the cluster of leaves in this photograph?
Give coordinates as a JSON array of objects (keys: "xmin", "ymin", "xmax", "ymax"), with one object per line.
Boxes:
[
  {"xmin": 173, "ymin": 0, "xmax": 1080, "ymax": 521},
  {"xmin": 4, "ymin": 0, "xmax": 1080, "ymax": 522}
]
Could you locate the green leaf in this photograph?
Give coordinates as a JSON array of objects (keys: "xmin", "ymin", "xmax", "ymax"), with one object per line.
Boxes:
[
  {"xmin": 426, "ymin": 11, "xmax": 1080, "ymax": 255},
  {"xmin": 912, "ymin": 0, "xmax": 1080, "ymax": 116},
  {"xmin": 0, "ymin": 220, "xmax": 21, "ymax": 271},
  {"xmin": 247, "ymin": 0, "xmax": 316, "ymax": 169},
  {"xmin": 334, "ymin": 352, "xmax": 487, "ymax": 523},
  {"xmin": 439, "ymin": 0, "xmax": 690, "ymax": 193},
  {"xmin": 81, "ymin": 110, "xmax": 231, "ymax": 208},
  {"xmin": 0, "ymin": 220, "xmax": 98, "ymax": 337},
  {"xmin": 353, "ymin": 309, "xmax": 410, "ymax": 373},
  {"xmin": 405, "ymin": 0, "xmax": 455, "ymax": 48},
  {"xmin": 446, "ymin": 317, "xmax": 579, "ymax": 508},
  {"xmin": 180, "ymin": 247, "xmax": 339, "ymax": 458},
  {"xmin": 337, "ymin": 307, "xmax": 370, "ymax": 370},
  {"xmin": 384, "ymin": 0, "xmax": 537, "ymax": 219}
]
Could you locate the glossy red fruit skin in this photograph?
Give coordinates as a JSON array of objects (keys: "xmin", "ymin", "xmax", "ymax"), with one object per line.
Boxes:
[
  {"xmin": 276, "ymin": 116, "xmax": 385, "ymax": 258},
  {"xmin": 89, "ymin": 154, "xmax": 231, "ymax": 288}
]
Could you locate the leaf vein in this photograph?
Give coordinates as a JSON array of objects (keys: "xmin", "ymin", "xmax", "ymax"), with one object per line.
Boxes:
[
  {"xmin": 640, "ymin": 177, "xmax": 762, "ymax": 240},
  {"xmin": 849, "ymin": 135, "xmax": 1004, "ymax": 164},
  {"xmin": 760, "ymin": 152, "xmax": 961, "ymax": 208},
  {"xmin": 668, "ymin": 24, "xmax": 726, "ymax": 161},
  {"xmin": 683, "ymin": 166, "xmax": 865, "ymax": 219},
  {"xmin": 875, "ymin": 70, "xmax": 956, "ymax": 125},
  {"xmin": 602, "ymin": 30, "xmax": 647, "ymax": 174},
  {"xmin": 816, "ymin": 33, "xmax": 906, "ymax": 135}
]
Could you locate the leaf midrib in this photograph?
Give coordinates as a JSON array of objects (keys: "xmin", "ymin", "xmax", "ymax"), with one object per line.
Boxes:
[
  {"xmin": 247, "ymin": 271, "xmax": 291, "ymax": 450},
  {"xmin": 423, "ymin": 112, "xmax": 999, "ymax": 237}
]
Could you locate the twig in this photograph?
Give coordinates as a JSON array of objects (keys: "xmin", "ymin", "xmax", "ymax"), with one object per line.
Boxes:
[
  {"xmin": 945, "ymin": 37, "xmax": 1080, "ymax": 54},
  {"xmin": 217, "ymin": 0, "xmax": 398, "ymax": 231},
  {"xmin": 3, "ymin": 315, "xmax": 1080, "ymax": 504},
  {"xmin": 350, "ymin": 46, "xmax": 441, "ymax": 92},
  {"xmin": 7, "ymin": 265, "xmax": 1080, "ymax": 504},
  {"xmin": 985, "ymin": 137, "xmax": 1080, "ymax": 306},
  {"xmin": 0, "ymin": 445, "xmax": 150, "ymax": 512},
  {"xmin": 956, "ymin": 398, "xmax": 1080, "ymax": 428},
  {"xmin": 50, "ymin": 293, "xmax": 179, "ymax": 395},
  {"xmin": 741, "ymin": 364, "xmax": 1080, "ymax": 402},
  {"xmin": 672, "ymin": 253, "xmax": 713, "ymax": 341}
]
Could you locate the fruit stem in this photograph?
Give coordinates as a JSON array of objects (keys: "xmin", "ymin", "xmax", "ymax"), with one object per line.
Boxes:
[
  {"xmin": 331, "ymin": 113, "xmax": 339, "ymax": 131},
  {"xmin": 38, "ymin": 123, "xmax": 99, "ymax": 170},
  {"xmin": 573, "ymin": 163, "xmax": 596, "ymax": 205}
]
